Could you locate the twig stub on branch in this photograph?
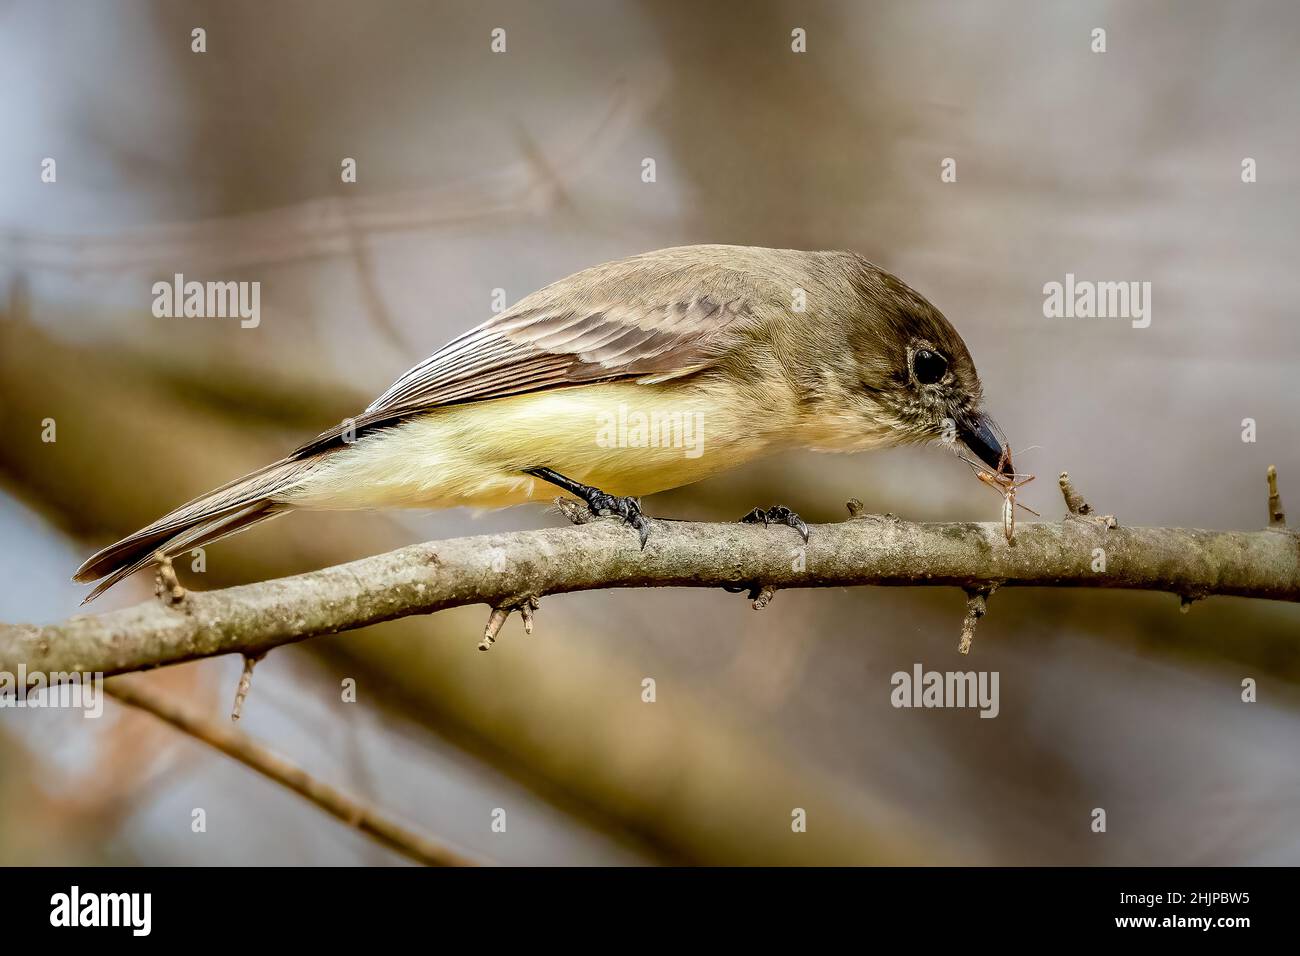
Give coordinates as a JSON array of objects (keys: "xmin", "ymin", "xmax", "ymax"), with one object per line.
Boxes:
[
  {"xmin": 479, "ymin": 597, "xmax": 541, "ymax": 651},
  {"xmin": 1058, "ymin": 472, "xmax": 1117, "ymax": 529},
  {"xmin": 153, "ymin": 553, "xmax": 187, "ymax": 605},
  {"xmin": 958, "ymin": 587, "xmax": 995, "ymax": 656},
  {"xmin": 1267, "ymin": 465, "xmax": 1287, "ymax": 528}
]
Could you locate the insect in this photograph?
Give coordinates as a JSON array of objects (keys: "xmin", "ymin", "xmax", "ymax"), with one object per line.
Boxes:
[{"xmin": 958, "ymin": 442, "xmax": 1039, "ymax": 542}]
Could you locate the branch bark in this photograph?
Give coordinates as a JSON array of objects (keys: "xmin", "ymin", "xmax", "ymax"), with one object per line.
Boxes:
[{"xmin": 3, "ymin": 514, "xmax": 1298, "ymax": 676}]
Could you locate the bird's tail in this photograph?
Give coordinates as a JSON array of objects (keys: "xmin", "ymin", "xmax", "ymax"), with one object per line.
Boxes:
[{"xmin": 73, "ymin": 457, "xmax": 310, "ymax": 604}]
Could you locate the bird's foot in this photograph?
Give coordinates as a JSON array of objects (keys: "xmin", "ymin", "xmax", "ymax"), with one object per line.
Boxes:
[
  {"xmin": 739, "ymin": 504, "xmax": 809, "ymax": 542},
  {"xmin": 722, "ymin": 505, "xmax": 807, "ymax": 605},
  {"xmin": 587, "ymin": 491, "xmax": 651, "ymax": 549},
  {"xmin": 527, "ymin": 467, "xmax": 652, "ymax": 549}
]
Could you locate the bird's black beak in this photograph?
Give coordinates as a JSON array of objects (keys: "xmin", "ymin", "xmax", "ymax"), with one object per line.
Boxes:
[{"xmin": 958, "ymin": 412, "xmax": 1009, "ymax": 475}]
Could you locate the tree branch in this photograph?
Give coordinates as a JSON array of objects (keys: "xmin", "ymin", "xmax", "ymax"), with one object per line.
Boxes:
[{"xmin": 3, "ymin": 507, "xmax": 1298, "ymax": 676}]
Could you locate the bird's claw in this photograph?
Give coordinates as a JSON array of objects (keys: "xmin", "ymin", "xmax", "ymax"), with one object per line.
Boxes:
[
  {"xmin": 739, "ymin": 504, "xmax": 809, "ymax": 542},
  {"xmin": 723, "ymin": 505, "xmax": 806, "ymax": 601},
  {"xmin": 590, "ymin": 492, "xmax": 651, "ymax": 549}
]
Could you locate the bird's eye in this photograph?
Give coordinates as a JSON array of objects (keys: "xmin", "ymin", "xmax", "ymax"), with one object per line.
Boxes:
[{"xmin": 912, "ymin": 348, "xmax": 947, "ymax": 384}]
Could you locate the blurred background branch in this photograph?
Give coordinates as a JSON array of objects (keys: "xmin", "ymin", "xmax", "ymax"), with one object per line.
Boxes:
[{"xmin": 104, "ymin": 676, "xmax": 480, "ymax": 867}]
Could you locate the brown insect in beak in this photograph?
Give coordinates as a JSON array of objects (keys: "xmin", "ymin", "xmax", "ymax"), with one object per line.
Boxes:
[{"xmin": 957, "ymin": 437, "xmax": 1039, "ymax": 543}]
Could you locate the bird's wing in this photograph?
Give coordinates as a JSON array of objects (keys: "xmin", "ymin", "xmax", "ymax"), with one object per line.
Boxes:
[
  {"xmin": 368, "ymin": 294, "xmax": 750, "ymax": 409},
  {"xmin": 292, "ymin": 278, "xmax": 758, "ymax": 457}
]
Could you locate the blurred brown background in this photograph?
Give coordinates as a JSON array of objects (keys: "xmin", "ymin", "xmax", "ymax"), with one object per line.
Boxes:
[{"xmin": 2, "ymin": 0, "xmax": 1298, "ymax": 865}]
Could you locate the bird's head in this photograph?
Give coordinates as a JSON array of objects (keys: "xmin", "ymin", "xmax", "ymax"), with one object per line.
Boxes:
[{"xmin": 798, "ymin": 254, "xmax": 1010, "ymax": 476}]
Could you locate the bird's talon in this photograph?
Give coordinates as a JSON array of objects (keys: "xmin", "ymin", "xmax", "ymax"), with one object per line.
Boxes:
[
  {"xmin": 587, "ymin": 491, "xmax": 651, "ymax": 546},
  {"xmin": 740, "ymin": 504, "xmax": 809, "ymax": 541},
  {"xmin": 525, "ymin": 469, "xmax": 654, "ymax": 548}
]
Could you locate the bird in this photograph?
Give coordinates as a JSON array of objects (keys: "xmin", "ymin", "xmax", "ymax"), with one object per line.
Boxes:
[{"xmin": 74, "ymin": 244, "xmax": 1011, "ymax": 602}]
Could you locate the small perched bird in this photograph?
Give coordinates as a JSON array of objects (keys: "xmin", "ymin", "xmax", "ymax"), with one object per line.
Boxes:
[{"xmin": 75, "ymin": 244, "xmax": 1011, "ymax": 601}]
